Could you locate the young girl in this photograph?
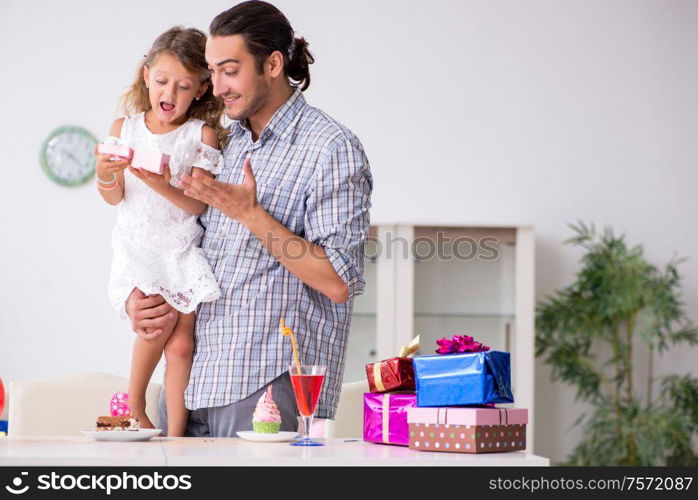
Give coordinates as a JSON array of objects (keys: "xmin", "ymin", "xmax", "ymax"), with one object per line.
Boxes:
[{"xmin": 95, "ymin": 27, "xmax": 226, "ymax": 436}]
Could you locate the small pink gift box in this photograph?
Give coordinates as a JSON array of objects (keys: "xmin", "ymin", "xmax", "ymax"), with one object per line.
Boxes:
[
  {"xmin": 131, "ymin": 150, "xmax": 170, "ymax": 175},
  {"xmin": 97, "ymin": 143, "xmax": 133, "ymax": 159}
]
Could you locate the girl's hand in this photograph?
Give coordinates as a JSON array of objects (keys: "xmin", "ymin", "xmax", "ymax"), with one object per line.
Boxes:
[
  {"xmin": 94, "ymin": 145, "xmax": 130, "ymax": 182},
  {"xmin": 129, "ymin": 164, "xmax": 172, "ymax": 193}
]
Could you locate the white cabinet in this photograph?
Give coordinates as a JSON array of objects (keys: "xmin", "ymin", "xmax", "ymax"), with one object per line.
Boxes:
[{"xmin": 344, "ymin": 225, "xmax": 536, "ymax": 450}]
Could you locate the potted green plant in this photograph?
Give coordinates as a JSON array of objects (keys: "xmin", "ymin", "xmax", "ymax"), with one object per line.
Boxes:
[{"xmin": 536, "ymin": 222, "xmax": 698, "ymax": 465}]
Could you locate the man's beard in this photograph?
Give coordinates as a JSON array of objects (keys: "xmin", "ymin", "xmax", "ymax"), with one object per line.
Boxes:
[{"xmin": 225, "ymin": 76, "xmax": 271, "ymax": 122}]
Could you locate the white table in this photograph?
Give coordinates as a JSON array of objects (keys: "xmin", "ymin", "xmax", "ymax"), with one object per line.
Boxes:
[
  {"xmin": 0, "ymin": 436, "xmax": 549, "ymax": 466},
  {"xmin": 0, "ymin": 436, "xmax": 166, "ymax": 466}
]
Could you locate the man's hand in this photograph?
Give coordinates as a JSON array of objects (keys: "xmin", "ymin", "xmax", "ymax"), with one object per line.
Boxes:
[
  {"xmin": 124, "ymin": 288, "xmax": 178, "ymax": 340},
  {"xmin": 180, "ymin": 158, "xmax": 260, "ymax": 225}
]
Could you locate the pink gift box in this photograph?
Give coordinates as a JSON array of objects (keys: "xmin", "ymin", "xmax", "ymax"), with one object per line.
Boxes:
[
  {"xmin": 407, "ymin": 407, "xmax": 528, "ymax": 453},
  {"xmin": 97, "ymin": 143, "xmax": 133, "ymax": 159},
  {"xmin": 131, "ymin": 150, "xmax": 170, "ymax": 175},
  {"xmin": 408, "ymin": 407, "xmax": 528, "ymax": 426},
  {"xmin": 363, "ymin": 392, "xmax": 417, "ymax": 446}
]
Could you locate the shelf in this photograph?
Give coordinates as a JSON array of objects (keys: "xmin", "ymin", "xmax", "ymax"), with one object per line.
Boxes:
[
  {"xmin": 414, "ymin": 313, "xmax": 514, "ymax": 319},
  {"xmin": 352, "ymin": 313, "xmax": 515, "ymax": 319}
]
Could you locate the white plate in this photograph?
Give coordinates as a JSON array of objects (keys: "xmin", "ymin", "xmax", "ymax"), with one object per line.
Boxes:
[
  {"xmin": 81, "ymin": 429, "xmax": 162, "ymax": 442},
  {"xmin": 236, "ymin": 431, "xmax": 298, "ymax": 442}
]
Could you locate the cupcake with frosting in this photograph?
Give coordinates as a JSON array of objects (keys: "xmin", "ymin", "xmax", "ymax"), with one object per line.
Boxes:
[{"xmin": 252, "ymin": 386, "xmax": 282, "ymax": 433}]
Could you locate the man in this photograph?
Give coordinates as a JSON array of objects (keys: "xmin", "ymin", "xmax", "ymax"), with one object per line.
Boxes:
[{"xmin": 125, "ymin": 0, "xmax": 372, "ymax": 437}]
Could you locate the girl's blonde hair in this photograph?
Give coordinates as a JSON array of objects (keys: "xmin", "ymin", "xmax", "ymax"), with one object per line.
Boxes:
[{"xmin": 121, "ymin": 26, "xmax": 227, "ymax": 146}]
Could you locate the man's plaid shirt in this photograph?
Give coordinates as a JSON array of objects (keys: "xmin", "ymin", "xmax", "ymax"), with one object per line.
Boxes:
[{"xmin": 185, "ymin": 88, "xmax": 372, "ymax": 419}]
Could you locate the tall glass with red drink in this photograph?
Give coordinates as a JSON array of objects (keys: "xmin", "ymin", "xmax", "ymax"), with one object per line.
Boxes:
[{"xmin": 289, "ymin": 365, "xmax": 326, "ymax": 446}]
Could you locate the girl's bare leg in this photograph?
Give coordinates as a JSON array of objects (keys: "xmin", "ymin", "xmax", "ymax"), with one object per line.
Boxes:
[
  {"xmin": 162, "ymin": 311, "xmax": 196, "ymax": 437},
  {"xmin": 127, "ymin": 298, "xmax": 177, "ymax": 429}
]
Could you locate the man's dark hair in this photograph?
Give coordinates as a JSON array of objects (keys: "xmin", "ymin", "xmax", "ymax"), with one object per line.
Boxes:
[{"xmin": 210, "ymin": 1, "xmax": 314, "ymax": 91}]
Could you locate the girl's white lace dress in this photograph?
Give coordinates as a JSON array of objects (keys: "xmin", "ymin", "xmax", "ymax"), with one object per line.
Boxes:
[{"xmin": 106, "ymin": 113, "xmax": 222, "ymax": 319}]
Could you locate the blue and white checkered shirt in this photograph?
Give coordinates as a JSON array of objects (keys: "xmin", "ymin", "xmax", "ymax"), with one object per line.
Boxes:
[{"xmin": 185, "ymin": 88, "xmax": 372, "ymax": 419}]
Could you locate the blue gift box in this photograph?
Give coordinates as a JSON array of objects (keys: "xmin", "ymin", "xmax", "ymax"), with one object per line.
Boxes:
[{"xmin": 413, "ymin": 351, "xmax": 514, "ymax": 407}]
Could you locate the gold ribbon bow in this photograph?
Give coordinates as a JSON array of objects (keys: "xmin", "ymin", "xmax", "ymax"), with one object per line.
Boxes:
[
  {"xmin": 398, "ymin": 335, "xmax": 420, "ymax": 358},
  {"xmin": 372, "ymin": 335, "xmax": 420, "ymax": 392}
]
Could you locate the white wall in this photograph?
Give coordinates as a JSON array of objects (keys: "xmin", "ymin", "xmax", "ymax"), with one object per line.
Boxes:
[{"xmin": 1, "ymin": 0, "xmax": 696, "ymax": 463}]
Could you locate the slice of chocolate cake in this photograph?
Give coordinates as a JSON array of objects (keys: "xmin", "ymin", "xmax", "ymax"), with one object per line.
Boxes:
[{"xmin": 96, "ymin": 416, "xmax": 140, "ymax": 431}]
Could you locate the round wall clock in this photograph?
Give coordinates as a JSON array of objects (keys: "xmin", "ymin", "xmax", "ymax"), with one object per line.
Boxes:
[{"xmin": 40, "ymin": 125, "xmax": 98, "ymax": 187}]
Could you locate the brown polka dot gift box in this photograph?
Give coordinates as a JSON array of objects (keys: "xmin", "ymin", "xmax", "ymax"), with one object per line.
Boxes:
[{"xmin": 407, "ymin": 407, "xmax": 528, "ymax": 453}]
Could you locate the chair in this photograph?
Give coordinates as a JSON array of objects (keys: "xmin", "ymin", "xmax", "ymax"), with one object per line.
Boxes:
[
  {"xmin": 325, "ymin": 379, "xmax": 367, "ymax": 438},
  {"xmin": 8, "ymin": 372, "xmax": 161, "ymax": 437}
]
